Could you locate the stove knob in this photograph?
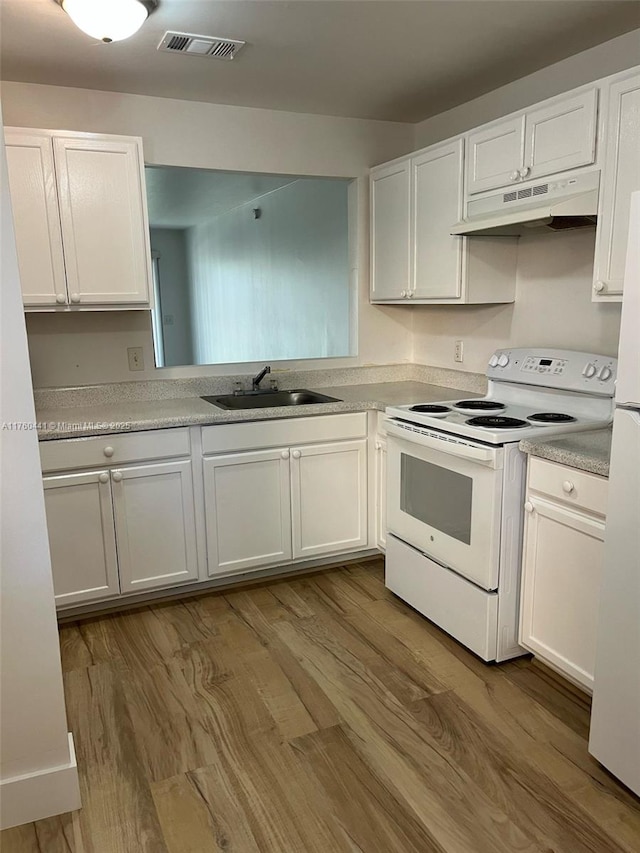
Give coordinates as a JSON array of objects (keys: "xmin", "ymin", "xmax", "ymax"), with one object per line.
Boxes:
[
  {"xmin": 488, "ymin": 354, "xmax": 499, "ymax": 367},
  {"xmin": 498, "ymin": 353, "xmax": 510, "ymax": 367},
  {"xmin": 598, "ymin": 365, "xmax": 612, "ymax": 381},
  {"xmin": 582, "ymin": 363, "xmax": 597, "ymax": 378}
]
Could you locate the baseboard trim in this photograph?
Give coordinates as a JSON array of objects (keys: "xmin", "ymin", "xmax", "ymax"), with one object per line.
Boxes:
[{"xmin": 0, "ymin": 733, "xmax": 81, "ymax": 830}]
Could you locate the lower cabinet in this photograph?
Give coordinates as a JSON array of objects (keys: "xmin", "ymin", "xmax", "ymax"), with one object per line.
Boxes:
[
  {"xmin": 519, "ymin": 458, "xmax": 607, "ymax": 692},
  {"xmin": 110, "ymin": 459, "xmax": 199, "ymax": 593},
  {"xmin": 203, "ymin": 430, "xmax": 368, "ymax": 576},
  {"xmin": 43, "ymin": 469, "xmax": 120, "ymax": 607},
  {"xmin": 41, "ymin": 428, "xmax": 200, "ymax": 609},
  {"xmin": 203, "ymin": 448, "xmax": 293, "ymax": 574},
  {"xmin": 375, "ymin": 435, "xmax": 387, "ymax": 551}
]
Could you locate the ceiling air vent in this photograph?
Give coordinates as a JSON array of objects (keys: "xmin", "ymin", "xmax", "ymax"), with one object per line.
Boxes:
[{"xmin": 158, "ymin": 31, "xmax": 246, "ymax": 60}]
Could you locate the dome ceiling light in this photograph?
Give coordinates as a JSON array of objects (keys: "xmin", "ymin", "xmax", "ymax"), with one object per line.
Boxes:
[{"xmin": 55, "ymin": 0, "xmax": 159, "ymax": 43}]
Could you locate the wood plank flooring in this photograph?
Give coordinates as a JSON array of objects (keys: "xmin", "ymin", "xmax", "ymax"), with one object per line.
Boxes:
[{"xmin": 3, "ymin": 558, "xmax": 639, "ymax": 852}]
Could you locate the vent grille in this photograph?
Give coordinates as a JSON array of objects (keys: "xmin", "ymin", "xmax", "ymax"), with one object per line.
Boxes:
[
  {"xmin": 503, "ymin": 191, "xmax": 517, "ymax": 203},
  {"xmin": 158, "ymin": 31, "xmax": 246, "ymax": 60},
  {"xmin": 533, "ymin": 183, "xmax": 549, "ymax": 196},
  {"xmin": 517, "ymin": 187, "xmax": 533, "ymax": 199}
]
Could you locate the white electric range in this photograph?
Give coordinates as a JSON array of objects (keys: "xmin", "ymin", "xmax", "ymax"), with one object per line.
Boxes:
[{"xmin": 384, "ymin": 348, "xmax": 617, "ymax": 662}]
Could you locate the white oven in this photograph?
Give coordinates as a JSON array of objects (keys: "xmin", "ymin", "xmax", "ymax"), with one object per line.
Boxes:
[{"xmin": 386, "ymin": 419, "xmax": 504, "ymax": 590}]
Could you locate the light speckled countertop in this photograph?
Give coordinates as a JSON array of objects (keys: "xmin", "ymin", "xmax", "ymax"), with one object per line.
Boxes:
[
  {"xmin": 36, "ymin": 381, "xmax": 473, "ymax": 440},
  {"xmin": 519, "ymin": 428, "xmax": 612, "ymax": 477}
]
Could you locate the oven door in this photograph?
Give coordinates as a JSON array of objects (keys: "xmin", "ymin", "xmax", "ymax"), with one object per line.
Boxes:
[{"xmin": 387, "ymin": 425, "xmax": 504, "ymax": 590}]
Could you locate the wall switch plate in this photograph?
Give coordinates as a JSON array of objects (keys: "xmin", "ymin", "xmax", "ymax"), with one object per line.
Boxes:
[
  {"xmin": 454, "ymin": 340, "xmax": 464, "ymax": 363},
  {"xmin": 127, "ymin": 347, "xmax": 145, "ymax": 372}
]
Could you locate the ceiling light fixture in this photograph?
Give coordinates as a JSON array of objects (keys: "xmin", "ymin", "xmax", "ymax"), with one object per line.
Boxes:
[{"xmin": 56, "ymin": 0, "xmax": 158, "ymax": 43}]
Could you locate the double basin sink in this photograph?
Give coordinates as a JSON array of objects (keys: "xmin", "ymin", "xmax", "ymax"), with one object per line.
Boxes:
[{"xmin": 202, "ymin": 389, "xmax": 341, "ymax": 410}]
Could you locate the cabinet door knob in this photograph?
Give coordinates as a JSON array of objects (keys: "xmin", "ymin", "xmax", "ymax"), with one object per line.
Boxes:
[
  {"xmin": 103, "ymin": 445, "xmax": 114, "ymax": 458},
  {"xmin": 55, "ymin": 293, "xmax": 66, "ymax": 304},
  {"xmin": 406, "ymin": 291, "xmax": 414, "ymax": 298},
  {"xmin": 524, "ymin": 501, "xmax": 534, "ymax": 513},
  {"xmin": 70, "ymin": 293, "xmax": 81, "ymax": 303},
  {"xmin": 375, "ymin": 441, "xmax": 381, "ymax": 451},
  {"xmin": 400, "ymin": 290, "xmax": 407, "ymax": 298},
  {"xmin": 509, "ymin": 171, "xmax": 520, "ymax": 182},
  {"xmin": 98, "ymin": 472, "xmax": 109, "ymax": 484},
  {"xmin": 292, "ymin": 450, "xmax": 302, "ymax": 459},
  {"xmin": 281, "ymin": 450, "xmax": 290, "ymax": 459},
  {"xmin": 520, "ymin": 166, "xmax": 531, "ymax": 179},
  {"xmin": 594, "ymin": 280, "xmax": 606, "ymax": 293},
  {"xmin": 112, "ymin": 471, "xmax": 123, "ymax": 482},
  {"xmin": 562, "ymin": 481, "xmax": 575, "ymax": 494}
]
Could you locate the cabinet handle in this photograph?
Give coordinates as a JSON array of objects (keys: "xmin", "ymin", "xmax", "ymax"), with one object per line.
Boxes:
[
  {"xmin": 406, "ymin": 291, "xmax": 414, "ymax": 299},
  {"xmin": 55, "ymin": 293, "xmax": 66, "ymax": 305},
  {"xmin": 281, "ymin": 450, "xmax": 290, "ymax": 459},
  {"xmin": 509, "ymin": 171, "xmax": 520, "ymax": 182},
  {"xmin": 292, "ymin": 450, "xmax": 302, "ymax": 459},
  {"xmin": 562, "ymin": 481, "xmax": 575, "ymax": 494},
  {"xmin": 98, "ymin": 472, "xmax": 109, "ymax": 484},
  {"xmin": 594, "ymin": 280, "xmax": 606, "ymax": 294},
  {"xmin": 70, "ymin": 293, "xmax": 81, "ymax": 304},
  {"xmin": 375, "ymin": 441, "xmax": 381, "ymax": 451},
  {"xmin": 400, "ymin": 290, "xmax": 407, "ymax": 298},
  {"xmin": 524, "ymin": 501, "xmax": 534, "ymax": 513},
  {"xmin": 520, "ymin": 166, "xmax": 531, "ymax": 179},
  {"xmin": 111, "ymin": 471, "xmax": 123, "ymax": 482},
  {"xmin": 103, "ymin": 446, "xmax": 114, "ymax": 458}
]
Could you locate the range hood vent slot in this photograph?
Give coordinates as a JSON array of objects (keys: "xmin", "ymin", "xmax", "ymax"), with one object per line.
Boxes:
[{"xmin": 158, "ymin": 31, "xmax": 246, "ymax": 60}]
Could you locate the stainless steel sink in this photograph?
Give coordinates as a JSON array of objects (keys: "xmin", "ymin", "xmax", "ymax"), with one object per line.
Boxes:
[{"xmin": 202, "ymin": 389, "xmax": 341, "ymax": 410}]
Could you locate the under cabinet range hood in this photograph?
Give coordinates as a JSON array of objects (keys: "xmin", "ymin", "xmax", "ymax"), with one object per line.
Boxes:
[{"xmin": 451, "ymin": 170, "xmax": 599, "ymax": 236}]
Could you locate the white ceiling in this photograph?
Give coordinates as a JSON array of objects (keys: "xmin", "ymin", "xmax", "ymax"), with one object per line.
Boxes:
[{"xmin": 1, "ymin": 1, "xmax": 639, "ymax": 122}]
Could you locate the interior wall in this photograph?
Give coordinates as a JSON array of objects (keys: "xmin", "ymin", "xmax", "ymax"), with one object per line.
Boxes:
[
  {"xmin": 187, "ymin": 179, "xmax": 351, "ymax": 365},
  {"xmin": 149, "ymin": 228, "xmax": 192, "ymax": 366},
  {"xmin": 1, "ymin": 81, "xmax": 415, "ymax": 387},
  {"xmin": 415, "ymin": 28, "xmax": 640, "ymax": 147},
  {"xmin": 412, "ymin": 229, "xmax": 622, "ymax": 372}
]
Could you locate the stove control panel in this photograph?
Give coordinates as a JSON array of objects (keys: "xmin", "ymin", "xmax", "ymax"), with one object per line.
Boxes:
[{"xmin": 487, "ymin": 348, "xmax": 617, "ymax": 396}]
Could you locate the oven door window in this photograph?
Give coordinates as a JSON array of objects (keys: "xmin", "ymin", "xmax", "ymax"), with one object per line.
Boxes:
[{"xmin": 400, "ymin": 453, "xmax": 472, "ymax": 545}]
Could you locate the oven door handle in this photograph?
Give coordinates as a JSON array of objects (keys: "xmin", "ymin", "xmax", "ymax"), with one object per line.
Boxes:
[{"xmin": 385, "ymin": 421, "xmax": 499, "ymax": 465}]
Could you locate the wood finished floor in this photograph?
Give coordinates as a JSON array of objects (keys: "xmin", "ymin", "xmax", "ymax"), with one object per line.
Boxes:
[{"xmin": 3, "ymin": 558, "xmax": 640, "ymax": 853}]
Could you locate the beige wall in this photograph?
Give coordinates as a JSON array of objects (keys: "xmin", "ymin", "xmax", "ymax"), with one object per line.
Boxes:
[
  {"xmin": 415, "ymin": 28, "xmax": 640, "ymax": 147},
  {"xmin": 1, "ymin": 81, "xmax": 415, "ymax": 386},
  {"xmin": 412, "ymin": 229, "xmax": 622, "ymax": 373}
]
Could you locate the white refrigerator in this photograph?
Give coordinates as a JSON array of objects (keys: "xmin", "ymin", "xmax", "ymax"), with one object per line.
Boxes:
[{"xmin": 589, "ymin": 192, "xmax": 640, "ymax": 795}]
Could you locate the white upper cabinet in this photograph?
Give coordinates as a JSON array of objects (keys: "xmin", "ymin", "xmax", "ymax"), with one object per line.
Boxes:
[
  {"xmin": 467, "ymin": 116, "xmax": 525, "ymax": 195},
  {"xmin": 370, "ymin": 160, "xmax": 411, "ymax": 301},
  {"xmin": 54, "ymin": 135, "xmax": 152, "ymax": 305},
  {"xmin": 524, "ymin": 89, "xmax": 597, "ymax": 182},
  {"xmin": 593, "ymin": 70, "xmax": 640, "ymax": 302},
  {"xmin": 412, "ymin": 140, "xmax": 464, "ymax": 300},
  {"xmin": 370, "ymin": 137, "xmax": 517, "ymax": 305},
  {"xmin": 4, "ymin": 128, "xmax": 152, "ymax": 311},
  {"xmin": 4, "ymin": 130, "xmax": 67, "ymax": 306},
  {"xmin": 467, "ymin": 87, "xmax": 598, "ymax": 194}
]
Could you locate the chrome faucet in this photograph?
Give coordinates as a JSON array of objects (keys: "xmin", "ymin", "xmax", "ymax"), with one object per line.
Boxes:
[{"xmin": 252, "ymin": 365, "xmax": 271, "ymax": 391}]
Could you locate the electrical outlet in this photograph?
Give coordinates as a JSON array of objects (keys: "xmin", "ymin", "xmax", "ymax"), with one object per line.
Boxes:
[
  {"xmin": 127, "ymin": 347, "xmax": 144, "ymax": 372},
  {"xmin": 454, "ymin": 340, "xmax": 464, "ymax": 363}
]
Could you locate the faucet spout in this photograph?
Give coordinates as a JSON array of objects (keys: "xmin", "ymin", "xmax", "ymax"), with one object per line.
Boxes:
[{"xmin": 252, "ymin": 365, "xmax": 271, "ymax": 391}]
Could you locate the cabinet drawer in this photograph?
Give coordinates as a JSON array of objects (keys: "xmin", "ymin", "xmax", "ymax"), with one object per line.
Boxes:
[
  {"xmin": 528, "ymin": 457, "xmax": 608, "ymax": 516},
  {"xmin": 202, "ymin": 413, "xmax": 367, "ymax": 455},
  {"xmin": 40, "ymin": 427, "xmax": 191, "ymax": 473}
]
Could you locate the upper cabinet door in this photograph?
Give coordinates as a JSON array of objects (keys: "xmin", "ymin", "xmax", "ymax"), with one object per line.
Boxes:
[
  {"xmin": 53, "ymin": 135, "xmax": 152, "ymax": 305},
  {"xmin": 111, "ymin": 459, "xmax": 199, "ymax": 593},
  {"xmin": 4, "ymin": 130, "xmax": 67, "ymax": 306},
  {"xmin": 467, "ymin": 116, "xmax": 525, "ymax": 195},
  {"xmin": 370, "ymin": 160, "xmax": 411, "ymax": 301},
  {"xmin": 594, "ymin": 72, "xmax": 640, "ymax": 301},
  {"xmin": 412, "ymin": 140, "xmax": 464, "ymax": 300},
  {"xmin": 524, "ymin": 89, "xmax": 598, "ymax": 182}
]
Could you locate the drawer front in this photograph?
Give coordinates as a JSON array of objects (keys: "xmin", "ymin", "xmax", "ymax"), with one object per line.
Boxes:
[
  {"xmin": 202, "ymin": 413, "xmax": 367, "ymax": 455},
  {"xmin": 528, "ymin": 457, "xmax": 608, "ymax": 516},
  {"xmin": 40, "ymin": 427, "xmax": 191, "ymax": 473}
]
